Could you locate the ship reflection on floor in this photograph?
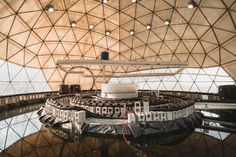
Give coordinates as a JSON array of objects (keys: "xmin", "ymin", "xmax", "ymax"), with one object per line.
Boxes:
[{"xmin": 0, "ymin": 105, "xmax": 236, "ymax": 157}]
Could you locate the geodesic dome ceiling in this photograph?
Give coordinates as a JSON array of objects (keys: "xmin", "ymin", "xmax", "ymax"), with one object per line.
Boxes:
[{"xmin": 0, "ymin": 0, "xmax": 236, "ymax": 93}]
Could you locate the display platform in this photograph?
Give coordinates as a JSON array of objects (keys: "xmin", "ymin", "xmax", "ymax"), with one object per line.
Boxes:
[{"xmin": 38, "ymin": 84, "xmax": 203, "ymax": 138}]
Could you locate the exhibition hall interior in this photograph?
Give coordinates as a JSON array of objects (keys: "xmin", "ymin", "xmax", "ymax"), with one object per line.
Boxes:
[{"xmin": 0, "ymin": 0, "xmax": 236, "ymax": 156}]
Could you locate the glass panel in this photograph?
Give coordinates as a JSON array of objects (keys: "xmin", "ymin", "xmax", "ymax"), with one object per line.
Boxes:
[
  {"xmin": 0, "ymin": 59, "xmax": 50, "ymax": 95},
  {"xmin": 109, "ymin": 66, "xmax": 234, "ymax": 93}
]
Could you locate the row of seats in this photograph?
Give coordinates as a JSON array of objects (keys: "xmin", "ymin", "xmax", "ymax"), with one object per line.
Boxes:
[
  {"xmin": 70, "ymin": 96, "xmax": 135, "ymax": 107},
  {"xmin": 0, "ymin": 94, "xmax": 49, "ymax": 106},
  {"xmin": 128, "ymin": 105, "xmax": 195, "ymax": 123}
]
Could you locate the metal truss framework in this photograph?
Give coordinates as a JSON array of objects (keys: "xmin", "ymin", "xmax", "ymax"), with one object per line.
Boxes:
[{"xmin": 57, "ymin": 59, "xmax": 188, "ymax": 78}]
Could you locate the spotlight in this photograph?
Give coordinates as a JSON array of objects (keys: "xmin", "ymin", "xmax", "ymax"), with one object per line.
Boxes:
[
  {"xmin": 132, "ymin": 0, "xmax": 137, "ymax": 2},
  {"xmin": 105, "ymin": 31, "xmax": 111, "ymax": 35},
  {"xmin": 129, "ymin": 30, "xmax": 134, "ymax": 35},
  {"xmin": 187, "ymin": 0, "xmax": 196, "ymax": 9},
  {"xmin": 102, "ymin": 0, "xmax": 108, "ymax": 4},
  {"xmin": 70, "ymin": 21, "xmax": 76, "ymax": 27},
  {"xmin": 89, "ymin": 25, "xmax": 94, "ymax": 30},
  {"xmin": 146, "ymin": 24, "xmax": 151, "ymax": 30},
  {"xmin": 46, "ymin": 5, "xmax": 54, "ymax": 12},
  {"xmin": 164, "ymin": 20, "xmax": 170, "ymax": 26}
]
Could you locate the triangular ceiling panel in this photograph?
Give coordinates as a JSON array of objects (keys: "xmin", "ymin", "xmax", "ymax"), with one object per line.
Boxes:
[
  {"xmin": 9, "ymin": 17, "xmax": 29, "ymax": 36},
  {"xmin": 45, "ymin": 29, "xmax": 59, "ymax": 41},
  {"xmin": 191, "ymin": 25, "xmax": 209, "ymax": 38},
  {"xmin": 24, "ymin": 49, "xmax": 36, "ymax": 64},
  {"xmin": 79, "ymin": 32, "xmax": 93, "ymax": 44},
  {"xmin": 62, "ymin": 29, "xmax": 76, "ymax": 42},
  {"xmin": 147, "ymin": 31, "xmax": 162, "ymax": 44},
  {"xmin": 91, "ymin": 32, "xmax": 105, "ymax": 44},
  {"xmin": 26, "ymin": 56, "xmax": 41, "ymax": 68},
  {"xmin": 188, "ymin": 55, "xmax": 201, "ymax": 67},
  {"xmin": 5, "ymin": 0, "xmax": 24, "ymax": 11},
  {"xmin": 55, "ymin": 13, "xmax": 70, "ymax": 27},
  {"xmin": 148, "ymin": 42, "xmax": 162, "ymax": 53},
  {"xmin": 8, "ymin": 49, "xmax": 24, "ymax": 66},
  {"xmin": 69, "ymin": 0, "xmax": 86, "ymax": 13},
  {"xmin": 165, "ymin": 28, "xmax": 180, "ymax": 40},
  {"xmin": 10, "ymin": 31, "xmax": 30, "ymax": 46},
  {"xmin": 53, "ymin": 43, "xmax": 66, "ymax": 55},
  {"xmin": 208, "ymin": 47, "xmax": 220, "ymax": 64},
  {"xmin": 62, "ymin": 43, "xmax": 76, "ymax": 53},
  {"xmin": 84, "ymin": 0, "xmax": 100, "ymax": 12},
  {"xmin": 68, "ymin": 44, "xmax": 81, "ymax": 56},
  {"xmin": 26, "ymin": 32, "xmax": 42, "ymax": 46},
  {"xmin": 19, "ymin": 0, "xmax": 41, "ymax": 12},
  {"xmin": 0, "ymin": 0, "xmax": 235, "ymax": 94},
  {"xmin": 222, "ymin": 37, "xmax": 236, "ymax": 55},
  {"xmin": 135, "ymin": 31, "xmax": 149, "ymax": 43},
  {"xmin": 106, "ymin": 12, "xmax": 119, "ymax": 25},
  {"xmin": 33, "ymin": 12, "xmax": 51, "ymax": 28},
  {"xmin": 191, "ymin": 9, "xmax": 209, "ymax": 25},
  {"xmin": 203, "ymin": 55, "xmax": 219, "ymax": 67},
  {"xmin": 119, "ymin": 12, "xmax": 134, "ymax": 26},
  {"xmin": 165, "ymin": 41, "xmax": 179, "ymax": 52},
  {"xmin": 89, "ymin": 5, "xmax": 103, "ymax": 18},
  {"xmin": 201, "ymin": 8, "xmax": 226, "ymax": 25},
  {"xmin": 183, "ymin": 40, "xmax": 198, "ymax": 52},
  {"xmin": 0, "ymin": 39, "xmax": 8, "ymax": 59},
  {"xmin": 7, "ymin": 40, "xmax": 22, "ymax": 59},
  {"xmin": 19, "ymin": 11, "xmax": 42, "ymax": 28},
  {"xmin": 122, "ymin": 5, "xmax": 136, "ymax": 19},
  {"xmin": 214, "ymin": 28, "xmax": 236, "ymax": 43},
  {"xmin": 182, "ymin": 26, "xmax": 197, "ymax": 39},
  {"xmin": 154, "ymin": 0, "xmax": 173, "ymax": 11},
  {"xmin": 136, "ymin": 3, "xmax": 152, "ymax": 17},
  {"xmin": 0, "ymin": 1, "xmax": 13, "ymax": 18},
  {"xmin": 175, "ymin": 41, "xmax": 189, "ymax": 54},
  {"xmin": 214, "ymin": 13, "xmax": 235, "ymax": 32},
  {"xmin": 38, "ymin": 43, "xmax": 51, "ymax": 55},
  {"xmin": 220, "ymin": 48, "xmax": 236, "ymax": 65},
  {"xmin": 192, "ymin": 41, "xmax": 205, "ymax": 54},
  {"xmin": 46, "ymin": 11, "xmax": 65, "ymax": 25}
]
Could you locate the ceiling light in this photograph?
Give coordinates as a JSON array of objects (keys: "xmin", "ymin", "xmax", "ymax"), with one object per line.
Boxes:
[
  {"xmin": 187, "ymin": 0, "xmax": 196, "ymax": 9},
  {"xmin": 105, "ymin": 31, "xmax": 111, "ymax": 35},
  {"xmin": 146, "ymin": 24, "xmax": 151, "ymax": 30},
  {"xmin": 89, "ymin": 25, "xmax": 94, "ymax": 30},
  {"xmin": 132, "ymin": 0, "xmax": 137, "ymax": 2},
  {"xmin": 129, "ymin": 30, "xmax": 134, "ymax": 35},
  {"xmin": 164, "ymin": 20, "xmax": 170, "ymax": 26},
  {"xmin": 70, "ymin": 21, "xmax": 76, "ymax": 27},
  {"xmin": 102, "ymin": 0, "xmax": 108, "ymax": 3},
  {"xmin": 46, "ymin": 5, "xmax": 54, "ymax": 12}
]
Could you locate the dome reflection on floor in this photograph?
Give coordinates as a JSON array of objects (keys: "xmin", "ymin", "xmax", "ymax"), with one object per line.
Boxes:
[{"xmin": 0, "ymin": 104, "xmax": 236, "ymax": 157}]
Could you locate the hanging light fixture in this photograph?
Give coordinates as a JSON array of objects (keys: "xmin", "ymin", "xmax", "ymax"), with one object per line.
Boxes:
[
  {"xmin": 132, "ymin": 0, "xmax": 137, "ymax": 3},
  {"xmin": 129, "ymin": 30, "xmax": 134, "ymax": 35},
  {"xmin": 187, "ymin": 0, "xmax": 196, "ymax": 9},
  {"xmin": 164, "ymin": 20, "xmax": 170, "ymax": 26},
  {"xmin": 46, "ymin": 5, "xmax": 54, "ymax": 12},
  {"xmin": 89, "ymin": 25, "xmax": 94, "ymax": 30},
  {"xmin": 146, "ymin": 24, "xmax": 151, "ymax": 30},
  {"xmin": 102, "ymin": 0, "xmax": 108, "ymax": 4},
  {"xmin": 105, "ymin": 31, "xmax": 111, "ymax": 35},
  {"xmin": 70, "ymin": 21, "xmax": 76, "ymax": 27}
]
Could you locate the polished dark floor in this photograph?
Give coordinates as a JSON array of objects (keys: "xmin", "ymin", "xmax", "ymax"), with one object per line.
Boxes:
[{"xmin": 0, "ymin": 104, "xmax": 236, "ymax": 157}]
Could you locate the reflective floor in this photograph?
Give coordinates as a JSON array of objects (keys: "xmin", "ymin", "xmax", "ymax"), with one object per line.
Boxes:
[{"xmin": 0, "ymin": 104, "xmax": 236, "ymax": 157}]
